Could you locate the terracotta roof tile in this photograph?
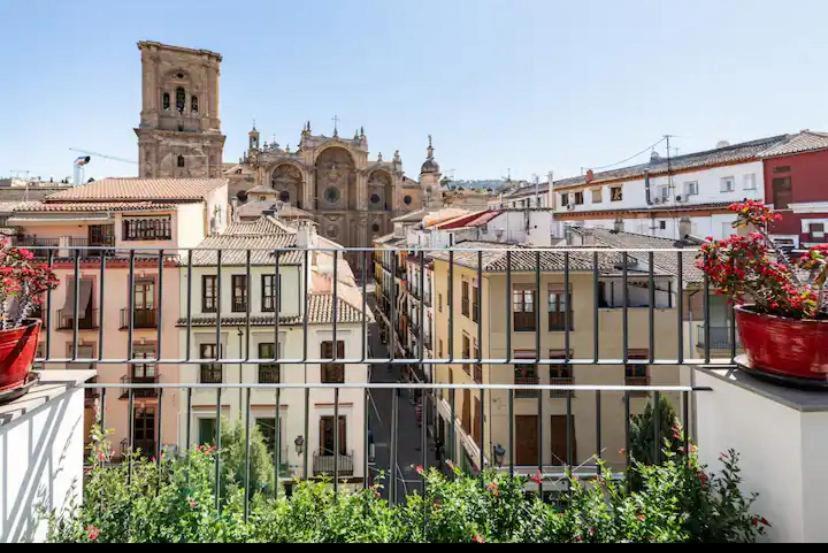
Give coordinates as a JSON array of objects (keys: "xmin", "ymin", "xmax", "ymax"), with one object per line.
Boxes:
[
  {"xmin": 45, "ymin": 178, "xmax": 227, "ymax": 202},
  {"xmin": 12, "ymin": 201, "xmax": 177, "ymax": 213},
  {"xmin": 759, "ymin": 130, "xmax": 828, "ymax": 158}
]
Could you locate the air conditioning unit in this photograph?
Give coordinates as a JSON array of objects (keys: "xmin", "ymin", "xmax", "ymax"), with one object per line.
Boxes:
[{"xmin": 675, "ymin": 195, "xmax": 683, "ymax": 202}]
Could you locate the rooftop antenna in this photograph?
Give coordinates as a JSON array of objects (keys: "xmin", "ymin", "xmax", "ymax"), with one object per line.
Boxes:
[{"xmin": 73, "ymin": 155, "xmax": 91, "ymax": 185}]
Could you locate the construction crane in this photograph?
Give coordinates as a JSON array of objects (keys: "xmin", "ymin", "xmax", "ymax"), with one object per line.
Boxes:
[{"xmin": 69, "ymin": 148, "xmax": 138, "ymax": 185}]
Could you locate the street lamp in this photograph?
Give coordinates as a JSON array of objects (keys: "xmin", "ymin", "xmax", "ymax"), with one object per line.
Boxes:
[
  {"xmin": 492, "ymin": 443, "xmax": 506, "ymax": 467},
  {"xmin": 294, "ymin": 435, "xmax": 304, "ymax": 455}
]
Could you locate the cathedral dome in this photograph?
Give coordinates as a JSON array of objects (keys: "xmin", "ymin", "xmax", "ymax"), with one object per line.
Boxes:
[{"xmin": 420, "ymin": 157, "xmax": 440, "ymax": 174}]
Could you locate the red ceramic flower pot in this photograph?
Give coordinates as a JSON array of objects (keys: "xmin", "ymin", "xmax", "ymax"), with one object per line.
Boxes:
[
  {"xmin": 0, "ymin": 319, "xmax": 41, "ymax": 392},
  {"xmin": 735, "ymin": 305, "xmax": 828, "ymax": 383}
]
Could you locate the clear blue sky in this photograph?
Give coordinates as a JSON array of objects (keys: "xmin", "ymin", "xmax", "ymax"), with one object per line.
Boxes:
[{"xmin": 1, "ymin": 0, "xmax": 826, "ymax": 182}]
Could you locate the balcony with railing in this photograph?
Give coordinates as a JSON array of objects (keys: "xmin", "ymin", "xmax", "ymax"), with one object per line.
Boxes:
[
  {"xmin": 3, "ymin": 243, "xmax": 824, "ymax": 544},
  {"xmin": 56, "ymin": 307, "xmax": 98, "ymax": 330},
  {"xmin": 120, "ymin": 307, "xmax": 158, "ymax": 329}
]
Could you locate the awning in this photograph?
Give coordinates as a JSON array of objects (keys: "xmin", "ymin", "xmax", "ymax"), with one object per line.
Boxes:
[{"xmin": 62, "ymin": 279, "xmax": 93, "ymax": 316}]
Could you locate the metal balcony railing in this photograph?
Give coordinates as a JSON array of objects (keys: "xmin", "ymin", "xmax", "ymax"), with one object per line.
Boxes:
[
  {"xmin": 120, "ymin": 374, "xmax": 159, "ymax": 398},
  {"xmin": 57, "ymin": 308, "xmax": 98, "ymax": 330},
  {"xmin": 313, "ymin": 450, "xmax": 355, "ymax": 476},
  {"xmin": 19, "ymin": 244, "xmax": 735, "ymax": 509},
  {"xmin": 120, "ymin": 307, "xmax": 158, "ymax": 329}
]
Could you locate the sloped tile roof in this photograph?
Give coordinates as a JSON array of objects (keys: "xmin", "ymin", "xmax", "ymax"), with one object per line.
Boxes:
[
  {"xmin": 175, "ymin": 293, "xmax": 372, "ymax": 326},
  {"xmin": 758, "ymin": 130, "xmax": 828, "ymax": 158},
  {"xmin": 191, "ymin": 217, "xmax": 302, "ymax": 265},
  {"xmin": 45, "ymin": 178, "xmax": 227, "ymax": 202},
  {"xmin": 12, "ymin": 201, "xmax": 177, "ymax": 212}
]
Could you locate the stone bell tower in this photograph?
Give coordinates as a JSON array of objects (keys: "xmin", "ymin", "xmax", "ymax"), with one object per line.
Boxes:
[
  {"xmin": 134, "ymin": 41, "xmax": 226, "ymax": 178},
  {"xmin": 419, "ymin": 135, "xmax": 443, "ymax": 208}
]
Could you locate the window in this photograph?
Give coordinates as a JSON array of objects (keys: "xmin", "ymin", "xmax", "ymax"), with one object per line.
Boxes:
[
  {"xmin": 199, "ymin": 343, "xmax": 222, "ymax": 383},
  {"xmin": 258, "ymin": 343, "xmax": 280, "ymax": 383},
  {"xmin": 201, "ymin": 275, "xmax": 218, "ymax": 313},
  {"xmin": 471, "ymin": 285, "xmax": 479, "ymax": 323},
  {"xmin": 742, "ymin": 173, "xmax": 757, "ymax": 190},
  {"xmin": 657, "ymin": 185, "xmax": 669, "ymax": 201},
  {"xmin": 198, "ymin": 418, "xmax": 216, "ymax": 446},
  {"xmin": 131, "ymin": 278, "xmax": 156, "ymax": 328},
  {"xmin": 191, "ymin": 95, "xmax": 198, "ymax": 113},
  {"xmin": 547, "ymin": 288, "xmax": 572, "ymax": 331},
  {"xmin": 131, "ymin": 342, "xmax": 156, "ymax": 381},
  {"xmin": 512, "ymin": 287, "xmax": 535, "ymax": 331},
  {"xmin": 809, "ymin": 222, "xmax": 825, "ymax": 239},
  {"xmin": 321, "ymin": 340, "xmax": 345, "ymax": 383},
  {"xmin": 462, "ymin": 334, "xmax": 471, "ymax": 375},
  {"xmin": 610, "ymin": 186, "xmax": 623, "ymax": 201},
  {"xmin": 175, "ymin": 87, "xmax": 185, "ymax": 112},
  {"xmin": 591, "ymin": 188, "xmax": 602, "ymax": 203},
  {"xmin": 162, "ymin": 92, "xmax": 170, "ymax": 111},
  {"xmin": 625, "ymin": 350, "xmax": 649, "ymax": 385},
  {"xmin": 67, "ymin": 343, "xmax": 95, "ymax": 371},
  {"xmin": 683, "ymin": 181, "xmax": 698, "ymax": 197},
  {"xmin": 319, "ymin": 416, "xmax": 346, "ymax": 456},
  {"xmin": 133, "ymin": 407, "xmax": 156, "ymax": 454},
  {"xmin": 231, "ymin": 275, "xmax": 247, "ymax": 312},
  {"xmin": 659, "ymin": 220, "xmax": 667, "ymax": 230},
  {"xmin": 256, "ymin": 418, "xmax": 280, "ymax": 454},
  {"xmin": 438, "ymin": 293, "xmax": 443, "ymax": 313},
  {"xmin": 177, "ymin": 155, "xmax": 185, "ymax": 168},
  {"xmin": 773, "ymin": 165, "xmax": 791, "ymax": 174},
  {"xmin": 574, "ymin": 191, "xmax": 584, "ymax": 205},
  {"xmin": 461, "ymin": 281, "xmax": 470, "ymax": 317},
  {"xmin": 549, "ymin": 349, "xmax": 574, "ymax": 398},
  {"xmin": 438, "ymin": 339, "xmax": 443, "ymax": 358},
  {"xmin": 261, "ymin": 274, "xmax": 279, "ymax": 312},
  {"xmin": 122, "ymin": 217, "xmax": 172, "ymax": 241},
  {"xmin": 720, "ymin": 176, "xmax": 735, "ymax": 193},
  {"xmin": 514, "ymin": 350, "xmax": 539, "ymax": 398},
  {"xmin": 772, "ymin": 177, "xmax": 792, "ymax": 209},
  {"xmin": 560, "ymin": 193, "xmax": 569, "ymax": 207}
]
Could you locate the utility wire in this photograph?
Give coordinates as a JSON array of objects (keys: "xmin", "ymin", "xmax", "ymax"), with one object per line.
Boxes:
[{"xmin": 586, "ymin": 136, "xmax": 668, "ymax": 172}]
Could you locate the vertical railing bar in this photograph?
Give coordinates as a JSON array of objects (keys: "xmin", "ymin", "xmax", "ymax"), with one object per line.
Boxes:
[
  {"xmin": 595, "ymin": 390, "xmax": 602, "ymax": 475},
  {"xmin": 566, "ymin": 390, "xmax": 573, "ymax": 491},
  {"xmin": 302, "ymin": 249, "xmax": 309, "ymax": 362},
  {"xmin": 274, "ymin": 388, "xmax": 281, "ymax": 498},
  {"xmin": 682, "ymin": 390, "xmax": 690, "ymax": 468},
  {"xmin": 156, "ymin": 250, "xmax": 164, "ymax": 363},
  {"xmin": 303, "ymin": 387, "xmax": 309, "ymax": 479},
  {"xmin": 244, "ymin": 249, "xmax": 251, "ymax": 362},
  {"xmin": 505, "ymin": 250, "xmax": 512, "ymax": 364},
  {"xmin": 127, "ymin": 250, "xmax": 135, "ymax": 363},
  {"xmin": 244, "ymin": 387, "xmax": 251, "ymax": 521},
  {"xmin": 622, "ymin": 251, "xmax": 629, "ymax": 365},
  {"xmin": 624, "ymin": 390, "xmax": 631, "ymax": 490},
  {"xmin": 564, "ymin": 251, "xmax": 571, "ymax": 363},
  {"xmin": 729, "ymin": 302, "xmax": 737, "ymax": 364},
  {"xmin": 479, "ymin": 387, "xmax": 485, "ymax": 481},
  {"xmin": 593, "ymin": 251, "xmax": 599, "ymax": 363},
  {"xmin": 156, "ymin": 387, "xmax": 163, "ymax": 470},
  {"xmin": 653, "ymin": 390, "xmax": 661, "ymax": 465},
  {"xmin": 421, "ymin": 382, "xmax": 427, "ymax": 494},
  {"xmin": 390, "ymin": 387, "xmax": 398, "ymax": 505},
  {"xmin": 274, "ymin": 250, "xmax": 281, "ymax": 363},
  {"xmin": 99, "ymin": 387, "xmax": 106, "ymax": 434},
  {"xmin": 508, "ymin": 388, "xmax": 514, "ymax": 477},
  {"xmin": 676, "ymin": 252, "xmax": 684, "ymax": 365},
  {"xmin": 215, "ymin": 250, "xmax": 222, "ymax": 364},
  {"xmin": 648, "ymin": 251, "xmax": 655, "ymax": 364},
  {"xmin": 97, "ymin": 251, "xmax": 106, "ymax": 360},
  {"xmin": 72, "ymin": 249, "xmax": 80, "ymax": 359},
  {"xmin": 534, "ymin": 251, "xmax": 541, "ymax": 364},
  {"xmin": 332, "ymin": 250, "xmax": 338, "ymax": 363},
  {"xmin": 703, "ymin": 250, "xmax": 711, "ymax": 364},
  {"xmin": 44, "ymin": 249, "xmax": 53, "ymax": 361},
  {"xmin": 334, "ymin": 386, "xmax": 340, "ymax": 495},
  {"xmin": 185, "ymin": 387, "xmax": 192, "ymax": 449},
  {"xmin": 361, "ymin": 251, "xmax": 367, "ymax": 362},
  {"xmin": 448, "ymin": 250, "xmax": 454, "ymax": 362},
  {"xmin": 476, "ymin": 250, "xmax": 482, "ymax": 367},
  {"xmin": 363, "ymin": 386, "xmax": 369, "ymax": 489},
  {"xmin": 127, "ymin": 389, "xmax": 134, "ymax": 484},
  {"xmin": 449, "ymin": 385, "xmax": 456, "ymax": 464},
  {"xmin": 420, "ymin": 251, "xmax": 426, "ymax": 363},
  {"xmin": 215, "ymin": 387, "xmax": 222, "ymax": 512},
  {"xmin": 185, "ymin": 252, "xmax": 192, "ymax": 362},
  {"xmin": 537, "ymin": 375, "xmax": 543, "ymax": 496},
  {"xmin": 390, "ymin": 253, "xmax": 396, "ymax": 362}
]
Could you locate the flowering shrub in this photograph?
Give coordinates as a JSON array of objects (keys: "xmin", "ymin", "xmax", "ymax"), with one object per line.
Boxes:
[
  {"xmin": 47, "ymin": 427, "xmax": 767, "ymax": 543},
  {"xmin": 697, "ymin": 200, "xmax": 828, "ymax": 319},
  {"xmin": 0, "ymin": 240, "xmax": 57, "ymax": 329}
]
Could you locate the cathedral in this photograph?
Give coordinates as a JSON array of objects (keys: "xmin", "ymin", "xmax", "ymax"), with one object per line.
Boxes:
[{"xmin": 134, "ymin": 40, "xmax": 442, "ymax": 252}]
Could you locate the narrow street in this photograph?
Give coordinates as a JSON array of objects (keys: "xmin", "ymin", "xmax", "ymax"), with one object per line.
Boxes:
[{"xmin": 365, "ymin": 292, "xmax": 436, "ymax": 501}]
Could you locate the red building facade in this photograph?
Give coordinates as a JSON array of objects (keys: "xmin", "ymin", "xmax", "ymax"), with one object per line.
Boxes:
[{"xmin": 761, "ymin": 131, "xmax": 828, "ymax": 248}]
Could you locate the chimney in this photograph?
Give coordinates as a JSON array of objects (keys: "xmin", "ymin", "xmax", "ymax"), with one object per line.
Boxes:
[
  {"xmin": 229, "ymin": 197, "xmax": 239, "ymax": 223},
  {"xmin": 296, "ymin": 220, "xmax": 317, "ymax": 248}
]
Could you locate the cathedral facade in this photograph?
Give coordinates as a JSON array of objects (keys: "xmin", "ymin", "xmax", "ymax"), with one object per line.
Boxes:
[{"xmin": 134, "ymin": 40, "xmax": 442, "ymax": 255}]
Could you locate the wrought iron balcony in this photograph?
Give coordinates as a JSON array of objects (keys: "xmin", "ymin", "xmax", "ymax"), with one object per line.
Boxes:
[
  {"xmin": 313, "ymin": 450, "xmax": 354, "ymax": 476},
  {"xmin": 56, "ymin": 308, "xmax": 98, "ymax": 330},
  {"xmin": 120, "ymin": 307, "xmax": 158, "ymax": 329}
]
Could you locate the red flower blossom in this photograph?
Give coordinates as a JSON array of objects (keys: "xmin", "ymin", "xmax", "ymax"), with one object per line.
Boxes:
[
  {"xmin": 472, "ymin": 534, "xmax": 485, "ymax": 543},
  {"xmin": 529, "ymin": 469, "xmax": 543, "ymax": 485},
  {"xmin": 486, "ymin": 481, "xmax": 500, "ymax": 496},
  {"xmin": 86, "ymin": 525, "xmax": 100, "ymax": 541},
  {"xmin": 415, "ymin": 464, "xmax": 424, "ymax": 475}
]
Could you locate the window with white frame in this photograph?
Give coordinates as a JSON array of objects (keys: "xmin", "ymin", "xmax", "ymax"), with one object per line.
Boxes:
[
  {"xmin": 742, "ymin": 173, "xmax": 757, "ymax": 190},
  {"xmin": 657, "ymin": 185, "xmax": 669, "ymax": 201},
  {"xmin": 683, "ymin": 181, "xmax": 699, "ymax": 197},
  {"xmin": 720, "ymin": 176, "xmax": 736, "ymax": 193}
]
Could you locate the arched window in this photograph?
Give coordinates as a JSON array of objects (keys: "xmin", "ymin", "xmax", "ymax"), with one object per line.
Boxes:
[
  {"xmin": 175, "ymin": 87, "xmax": 185, "ymax": 113},
  {"xmin": 162, "ymin": 92, "xmax": 170, "ymax": 111},
  {"xmin": 191, "ymin": 95, "xmax": 198, "ymax": 113},
  {"xmin": 177, "ymin": 155, "xmax": 185, "ymax": 168}
]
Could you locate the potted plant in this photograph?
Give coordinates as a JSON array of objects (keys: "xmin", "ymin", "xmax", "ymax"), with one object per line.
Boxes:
[
  {"xmin": 697, "ymin": 200, "xmax": 828, "ymax": 384},
  {"xmin": 0, "ymin": 240, "xmax": 58, "ymax": 400}
]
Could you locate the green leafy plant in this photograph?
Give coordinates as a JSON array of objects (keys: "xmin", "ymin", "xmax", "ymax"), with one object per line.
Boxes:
[{"xmin": 47, "ymin": 426, "xmax": 768, "ymax": 543}]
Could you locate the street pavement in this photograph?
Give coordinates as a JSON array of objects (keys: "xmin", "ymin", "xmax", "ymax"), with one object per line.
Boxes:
[{"xmin": 365, "ymin": 293, "xmax": 436, "ymax": 501}]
